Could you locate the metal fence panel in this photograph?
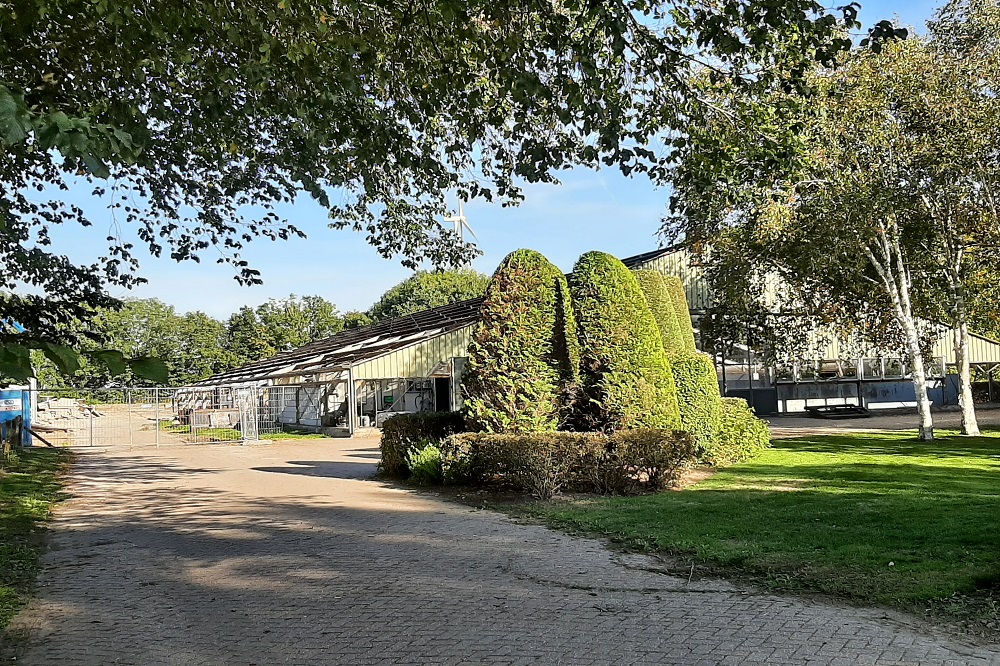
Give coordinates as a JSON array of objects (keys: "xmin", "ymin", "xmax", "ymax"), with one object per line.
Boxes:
[{"xmin": 31, "ymin": 385, "xmax": 283, "ymax": 448}]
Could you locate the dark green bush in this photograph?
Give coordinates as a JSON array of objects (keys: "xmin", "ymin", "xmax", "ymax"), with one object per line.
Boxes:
[
  {"xmin": 441, "ymin": 429, "xmax": 696, "ymax": 498},
  {"xmin": 706, "ymin": 397, "xmax": 771, "ymax": 466},
  {"xmin": 379, "ymin": 411, "xmax": 465, "ymax": 478},
  {"xmin": 463, "ymin": 249, "xmax": 579, "ymax": 433},
  {"xmin": 405, "ymin": 442, "xmax": 444, "ymax": 485},
  {"xmin": 671, "ymin": 352, "xmax": 722, "ymax": 450},
  {"xmin": 634, "ymin": 269, "xmax": 684, "ymax": 357},
  {"xmin": 663, "ymin": 275, "xmax": 697, "ymax": 353},
  {"xmin": 609, "ymin": 428, "xmax": 699, "ymax": 492},
  {"xmin": 569, "ymin": 251, "xmax": 680, "ymax": 432}
]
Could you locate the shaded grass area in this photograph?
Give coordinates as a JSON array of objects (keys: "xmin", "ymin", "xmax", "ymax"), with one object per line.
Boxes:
[
  {"xmin": 507, "ymin": 430, "xmax": 1000, "ymax": 635},
  {"xmin": 160, "ymin": 423, "xmax": 329, "ymax": 441},
  {"xmin": 159, "ymin": 423, "xmax": 241, "ymax": 440},
  {"xmin": 269, "ymin": 430, "xmax": 330, "ymax": 440},
  {"xmin": 0, "ymin": 449, "xmax": 71, "ymax": 629}
]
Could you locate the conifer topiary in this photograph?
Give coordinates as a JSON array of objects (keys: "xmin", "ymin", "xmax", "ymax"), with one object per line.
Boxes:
[
  {"xmin": 463, "ymin": 249, "xmax": 579, "ymax": 433},
  {"xmin": 639, "ymin": 273, "xmax": 722, "ymax": 450},
  {"xmin": 569, "ymin": 251, "xmax": 681, "ymax": 432},
  {"xmin": 634, "ymin": 269, "xmax": 685, "ymax": 357},
  {"xmin": 663, "ymin": 275, "xmax": 697, "ymax": 352},
  {"xmin": 670, "ymin": 351, "xmax": 722, "ymax": 449}
]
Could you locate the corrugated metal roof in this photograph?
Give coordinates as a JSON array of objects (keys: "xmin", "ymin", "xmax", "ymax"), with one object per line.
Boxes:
[
  {"xmin": 195, "ymin": 297, "xmax": 483, "ymax": 385},
  {"xmin": 619, "ymin": 244, "xmax": 684, "ymax": 269}
]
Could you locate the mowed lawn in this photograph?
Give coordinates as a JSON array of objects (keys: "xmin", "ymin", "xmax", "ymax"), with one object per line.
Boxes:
[
  {"xmin": 0, "ymin": 449, "xmax": 70, "ymax": 629},
  {"xmin": 516, "ymin": 430, "xmax": 1000, "ymax": 626}
]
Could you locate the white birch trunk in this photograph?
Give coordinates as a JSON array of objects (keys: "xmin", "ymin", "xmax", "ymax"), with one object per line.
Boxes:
[
  {"xmin": 900, "ymin": 314, "xmax": 935, "ymax": 441},
  {"xmin": 864, "ymin": 225, "xmax": 935, "ymax": 440},
  {"xmin": 927, "ymin": 195, "xmax": 980, "ymax": 436},
  {"xmin": 954, "ymin": 321, "xmax": 981, "ymax": 435},
  {"xmin": 944, "ymin": 255, "xmax": 980, "ymax": 436}
]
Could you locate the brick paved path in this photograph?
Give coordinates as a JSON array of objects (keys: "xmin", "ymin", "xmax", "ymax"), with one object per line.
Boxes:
[{"xmin": 7, "ymin": 439, "xmax": 1000, "ymax": 665}]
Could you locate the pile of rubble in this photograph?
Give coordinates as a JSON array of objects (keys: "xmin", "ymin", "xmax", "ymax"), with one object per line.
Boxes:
[{"xmin": 34, "ymin": 397, "xmax": 105, "ymax": 431}]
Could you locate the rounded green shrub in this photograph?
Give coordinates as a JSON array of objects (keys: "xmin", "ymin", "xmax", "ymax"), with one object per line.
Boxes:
[
  {"xmin": 634, "ymin": 269, "xmax": 685, "ymax": 357},
  {"xmin": 379, "ymin": 411, "xmax": 465, "ymax": 478},
  {"xmin": 705, "ymin": 397, "xmax": 771, "ymax": 466},
  {"xmin": 463, "ymin": 249, "xmax": 579, "ymax": 433},
  {"xmin": 405, "ymin": 442, "xmax": 444, "ymax": 485},
  {"xmin": 671, "ymin": 351, "xmax": 722, "ymax": 449},
  {"xmin": 568, "ymin": 251, "xmax": 681, "ymax": 432},
  {"xmin": 663, "ymin": 275, "xmax": 697, "ymax": 353}
]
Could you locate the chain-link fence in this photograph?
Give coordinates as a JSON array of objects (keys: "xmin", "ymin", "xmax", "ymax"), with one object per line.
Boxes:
[{"xmin": 31, "ymin": 384, "xmax": 292, "ymax": 448}]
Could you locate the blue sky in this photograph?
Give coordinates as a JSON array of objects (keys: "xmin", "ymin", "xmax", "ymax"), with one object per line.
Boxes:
[{"xmin": 44, "ymin": 0, "xmax": 940, "ymax": 320}]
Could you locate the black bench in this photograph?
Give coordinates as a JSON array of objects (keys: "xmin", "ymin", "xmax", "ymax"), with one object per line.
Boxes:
[{"xmin": 804, "ymin": 404, "xmax": 872, "ymax": 419}]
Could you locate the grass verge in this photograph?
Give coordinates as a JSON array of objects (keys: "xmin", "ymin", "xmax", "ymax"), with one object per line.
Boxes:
[
  {"xmin": 160, "ymin": 423, "xmax": 329, "ymax": 441},
  {"xmin": 0, "ymin": 448, "xmax": 71, "ymax": 630},
  {"xmin": 268, "ymin": 430, "xmax": 330, "ymax": 440},
  {"xmin": 501, "ymin": 430, "xmax": 1000, "ymax": 637}
]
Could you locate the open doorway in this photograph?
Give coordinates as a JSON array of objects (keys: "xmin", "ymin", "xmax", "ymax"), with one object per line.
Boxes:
[{"xmin": 434, "ymin": 378, "xmax": 451, "ymax": 412}]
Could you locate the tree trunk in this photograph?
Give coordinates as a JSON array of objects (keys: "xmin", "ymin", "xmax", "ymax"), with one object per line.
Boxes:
[
  {"xmin": 900, "ymin": 314, "xmax": 935, "ymax": 441},
  {"xmin": 944, "ymin": 259, "xmax": 980, "ymax": 436},
  {"xmin": 954, "ymin": 321, "xmax": 981, "ymax": 435},
  {"xmin": 864, "ymin": 227, "xmax": 934, "ymax": 440}
]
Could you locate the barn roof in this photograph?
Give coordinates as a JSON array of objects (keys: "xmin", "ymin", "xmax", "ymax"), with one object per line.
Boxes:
[
  {"xmin": 619, "ymin": 246, "xmax": 680, "ymax": 269},
  {"xmin": 194, "ymin": 297, "xmax": 483, "ymax": 385}
]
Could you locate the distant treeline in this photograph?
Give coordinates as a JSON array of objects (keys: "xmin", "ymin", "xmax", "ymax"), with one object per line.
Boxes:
[{"xmin": 36, "ymin": 270, "xmax": 488, "ymax": 388}]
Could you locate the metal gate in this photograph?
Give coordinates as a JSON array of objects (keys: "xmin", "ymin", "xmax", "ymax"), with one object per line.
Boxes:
[{"xmin": 30, "ymin": 385, "xmax": 284, "ymax": 448}]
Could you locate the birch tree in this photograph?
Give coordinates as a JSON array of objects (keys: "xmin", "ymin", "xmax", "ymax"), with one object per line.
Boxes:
[
  {"xmin": 667, "ymin": 3, "xmax": 1000, "ymax": 439},
  {"xmin": 664, "ymin": 39, "xmax": 945, "ymax": 439}
]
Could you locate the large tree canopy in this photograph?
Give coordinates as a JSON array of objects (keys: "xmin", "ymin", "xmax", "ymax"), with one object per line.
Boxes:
[
  {"xmin": 36, "ymin": 293, "xmax": 345, "ymax": 386},
  {"xmin": 226, "ymin": 294, "xmax": 343, "ymax": 366},
  {"xmin": 367, "ymin": 270, "xmax": 489, "ymax": 323},
  {"xmin": 662, "ymin": 0, "xmax": 1000, "ymax": 439},
  {"xmin": 0, "ymin": 0, "xmax": 859, "ymax": 381}
]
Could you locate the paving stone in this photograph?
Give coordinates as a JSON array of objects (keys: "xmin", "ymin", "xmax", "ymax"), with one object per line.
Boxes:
[{"xmin": 5, "ymin": 439, "xmax": 1000, "ymax": 665}]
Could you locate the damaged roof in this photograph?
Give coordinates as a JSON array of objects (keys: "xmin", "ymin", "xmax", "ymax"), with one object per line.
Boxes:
[{"xmin": 194, "ymin": 297, "xmax": 483, "ymax": 385}]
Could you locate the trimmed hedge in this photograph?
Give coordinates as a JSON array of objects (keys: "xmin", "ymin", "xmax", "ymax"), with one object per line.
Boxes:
[
  {"xmin": 663, "ymin": 275, "xmax": 697, "ymax": 353},
  {"xmin": 569, "ymin": 251, "xmax": 681, "ymax": 432},
  {"xmin": 634, "ymin": 269, "xmax": 685, "ymax": 357},
  {"xmin": 441, "ymin": 429, "xmax": 697, "ymax": 498},
  {"xmin": 379, "ymin": 411, "xmax": 466, "ymax": 478},
  {"xmin": 705, "ymin": 397, "xmax": 771, "ymax": 466},
  {"xmin": 463, "ymin": 249, "xmax": 579, "ymax": 433},
  {"xmin": 671, "ymin": 352, "xmax": 722, "ymax": 450}
]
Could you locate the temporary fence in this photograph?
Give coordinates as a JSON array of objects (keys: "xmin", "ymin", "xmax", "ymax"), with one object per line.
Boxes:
[{"xmin": 31, "ymin": 385, "xmax": 290, "ymax": 448}]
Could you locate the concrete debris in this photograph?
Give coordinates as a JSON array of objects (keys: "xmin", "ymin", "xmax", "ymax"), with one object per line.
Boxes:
[{"xmin": 36, "ymin": 397, "xmax": 106, "ymax": 426}]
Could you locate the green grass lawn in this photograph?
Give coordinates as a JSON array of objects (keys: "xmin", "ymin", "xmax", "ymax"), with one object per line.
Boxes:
[
  {"xmin": 0, "ymin": 449, "xmax": 71, "ymax": 629},
  {"xmin": 160, "ymin": 422, "xmax": 328, "ymax": 441},
  {"xmin": 512, "ymin": 430, "xmax": 1000, "ymax": 631},
  {"xmin": 159, "ymin": 423, "xmax": 242, "ymax": 440},
  {"xmin": 268, "ymin": 430, "xmax": 329, "ymax": 440}
]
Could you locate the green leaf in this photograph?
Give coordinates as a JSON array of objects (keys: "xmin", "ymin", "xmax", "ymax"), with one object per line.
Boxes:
[
  {"xmin": 88, "ymin": 349, "xmax": 128, "ymax": 376},
  {"xmin": 40, "ymin": 343, "xmax": 81, "ymax": 375},
  {"xmin": 0, "ymin": 343, "xmax": 34, "ymax": 383},
  {"xmin": 82, "ymin": 153, "xmax": 112, "ymax": 179},
  {"xmin": 128, "ymin": 356, "xmax": 169, "ymax": 384}
]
